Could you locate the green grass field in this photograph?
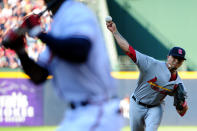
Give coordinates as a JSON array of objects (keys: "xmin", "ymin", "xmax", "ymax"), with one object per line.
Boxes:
[
  {"xmin": 0, "ymin": 126, "xmax": 197, "ymax": 131},
  {"xmin": 122, "ymin": 126, "xmax": 197, "ymax": 131},
  {"xmin": 0, "ymin": 126, "xmax": 56, "ymax": 131}
]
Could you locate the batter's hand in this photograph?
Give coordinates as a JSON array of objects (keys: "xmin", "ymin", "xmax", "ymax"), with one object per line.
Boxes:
[
  {"xmin": 106, "ymin": 21, "xmax": 117, "ymax": 34},
  {"xmin": 20, "ymin": 13, "xmax": 42, "ymax": 37},
  {"xmin": 2, "ymin": 28, "xmax": 26, "ymax": 53}
]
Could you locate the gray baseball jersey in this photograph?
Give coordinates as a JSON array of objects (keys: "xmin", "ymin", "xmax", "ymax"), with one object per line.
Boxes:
[
  {"xmin": 127, "ymin": 47, "xmax": 187, "ymax": 131},
  {"xmin": 133, "ymin": 50, "xmax": 184, "ymax": 105}
]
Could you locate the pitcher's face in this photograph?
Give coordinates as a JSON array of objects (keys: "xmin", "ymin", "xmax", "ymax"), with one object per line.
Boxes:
[{"xmin": 167, "ymin": 56, "xmax": 184, "ymax": 71}]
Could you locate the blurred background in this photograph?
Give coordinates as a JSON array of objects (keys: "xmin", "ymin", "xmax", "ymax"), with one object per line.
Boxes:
[{"xmin": 0, "ymin": 0, "xmax": 197, "ymax": 130}]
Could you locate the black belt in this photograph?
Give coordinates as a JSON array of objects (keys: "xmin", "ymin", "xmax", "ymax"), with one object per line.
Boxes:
[
  {"xmin": 132, "ymin": 96, "xmax": 158, "ymax": 108},
  {"xmin": 70, "ymin": 101, "xmax": 89, "ymax": 110}
]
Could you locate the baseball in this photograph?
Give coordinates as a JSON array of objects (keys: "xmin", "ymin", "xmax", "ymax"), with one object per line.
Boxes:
[{"xmin": 105, "ymin": 16, "xmax": 112, "ymax": 22}]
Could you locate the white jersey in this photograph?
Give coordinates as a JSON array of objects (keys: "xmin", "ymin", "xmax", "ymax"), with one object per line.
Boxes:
[{"xmin": 38, "ymin": 0, "xmax": 116, "ymax": 103}]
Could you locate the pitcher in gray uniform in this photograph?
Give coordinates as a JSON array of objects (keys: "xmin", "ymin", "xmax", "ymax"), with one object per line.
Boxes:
[{"xmin": 106, "ymin": 19, "xmax": 188, "ymax": 131}]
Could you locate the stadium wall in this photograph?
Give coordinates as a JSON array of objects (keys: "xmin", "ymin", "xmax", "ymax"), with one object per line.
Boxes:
[
  {"xmin": 0, "ymin": 71, "xmax": 196, "ymax": 126},
  {"xmin": 44, "ymin": 72, "xmax": 197, "ymax": 126}
]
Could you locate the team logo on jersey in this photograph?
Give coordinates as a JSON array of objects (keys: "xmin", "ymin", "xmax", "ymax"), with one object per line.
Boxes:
[{"xmin": 147, "ymin": 77, "xmax": 173, "ymax": 94}]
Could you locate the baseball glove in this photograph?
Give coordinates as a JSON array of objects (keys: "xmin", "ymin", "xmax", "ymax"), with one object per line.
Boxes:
[{"xmin": 173, "ymin": 83, "xmax": 188, "ymax": 117}]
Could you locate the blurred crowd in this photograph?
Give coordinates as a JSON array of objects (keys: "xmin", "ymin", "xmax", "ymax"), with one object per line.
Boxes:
[{"xmin": 0, "ymin": 0, "xmax": 52, "ymax": 69}]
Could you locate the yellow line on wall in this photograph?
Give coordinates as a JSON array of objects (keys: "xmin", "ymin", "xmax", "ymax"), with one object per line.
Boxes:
[
  {"xmin": 0, "ymin": 72, "xmax": 30, "ymax": 78},
  {"xmin": 178, "ymin": 71, "xmax": 197, "ymax": 79},
  {"xmin": 111, "ymin": 71, "xmax": 139, "ymax": 79},
  {"xmin": 0, "ymin": 72, "xmax": 52, "ymax": 79},
  {"xmin": 111, "ymin": 71, "xmax": 197, "ymax": 79},
  {"xmin": 0, "ymin": 71, "xmax": 196, "ymax": 79}
]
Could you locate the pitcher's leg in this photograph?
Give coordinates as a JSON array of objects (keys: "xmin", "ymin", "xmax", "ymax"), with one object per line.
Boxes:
[
  {"xmin": 145, "ymin": 105, "xmax": 164, "ymax": 131},
  {"xmin": 129, "ymin": 97, "xmax": 146, "ymax": 131}
]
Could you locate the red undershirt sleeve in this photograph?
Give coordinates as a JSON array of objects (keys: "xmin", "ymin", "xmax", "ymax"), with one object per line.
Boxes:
[{"xmin": 125, "ymin": 45, "xmax": 137, "ymax": 63}]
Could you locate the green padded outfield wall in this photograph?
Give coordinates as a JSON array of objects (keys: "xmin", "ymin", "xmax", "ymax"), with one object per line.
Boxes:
[
  {"xmin": 106, "ymin": 0, "xmax": 197, "ymax": 70},
  {"xmin": 106, "ymin": 1, "xmax": 169, "ymax": 59}
]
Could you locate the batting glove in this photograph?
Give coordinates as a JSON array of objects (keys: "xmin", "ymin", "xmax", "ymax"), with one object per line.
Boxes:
[{"xmin": 2, "ymin": 28, "xmax": 27, "ymax": 53}]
